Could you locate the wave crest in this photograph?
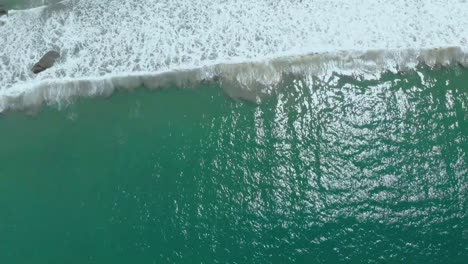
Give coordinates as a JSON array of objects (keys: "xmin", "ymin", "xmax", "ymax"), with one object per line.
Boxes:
[{"xmin": 1, "ymin": 47, "xmax": 467, "ymax": 112}]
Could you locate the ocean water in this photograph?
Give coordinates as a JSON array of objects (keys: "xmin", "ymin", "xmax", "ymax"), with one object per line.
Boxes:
[
  {"xmin": 1, "ymin": 0, "xmax": 468, "ymax": 263},
  {"xmin": 1, "ymin": 66, "xmax": 467, "ymax": 263}
]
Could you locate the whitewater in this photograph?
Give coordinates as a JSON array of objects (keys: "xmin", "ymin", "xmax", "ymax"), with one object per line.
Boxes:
[{"xmin": 0, "ymin": 0, "xmax": 467, "ymax": 112}]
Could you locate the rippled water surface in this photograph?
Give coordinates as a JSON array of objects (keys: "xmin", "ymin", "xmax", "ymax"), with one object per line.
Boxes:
[{"xmin": 0, "ymin": 67, "xmax": 467, "ymax": 263}]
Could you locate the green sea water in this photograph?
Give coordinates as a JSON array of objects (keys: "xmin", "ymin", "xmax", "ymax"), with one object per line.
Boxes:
[{"xmin": 0, "ymin": 67, "xmax": 467, "ymax": 263}]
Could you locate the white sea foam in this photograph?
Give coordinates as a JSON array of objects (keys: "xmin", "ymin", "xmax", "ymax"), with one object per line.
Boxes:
[{"xmin": 0, "ymin": 0, "xmax": 467, "ymax": 112}]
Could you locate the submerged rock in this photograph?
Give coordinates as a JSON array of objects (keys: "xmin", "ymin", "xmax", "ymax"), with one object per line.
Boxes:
[{"xmin": 32, "ymin": 51, "xmax": 60, "ymax": 74}]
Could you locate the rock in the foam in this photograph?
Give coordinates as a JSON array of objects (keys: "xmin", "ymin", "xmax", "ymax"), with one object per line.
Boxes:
[
  {"xmin": 0, "ymin": 6, "xmax": 7, "ymax": 17},
  {"xmin": 32, "ymin": 51, "xmax": 61, "ymax": 74}
]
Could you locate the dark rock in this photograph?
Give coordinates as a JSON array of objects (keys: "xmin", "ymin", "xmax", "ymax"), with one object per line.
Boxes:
[
  {"xmin": 32, "ymin": 51, "xmax": 60, "ymax": 74},
  {"xmin": 0, "ymin": 7, "xmax": 7, "ymax": 17}
]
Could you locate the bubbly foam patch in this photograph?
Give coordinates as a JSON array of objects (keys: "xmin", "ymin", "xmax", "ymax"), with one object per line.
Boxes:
[{"xmin": 1, "ymin": 0, "xmax": 468, "ymax": 112}]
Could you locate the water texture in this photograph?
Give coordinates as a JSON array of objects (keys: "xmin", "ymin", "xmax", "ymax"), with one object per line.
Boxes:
[
  {"xmin": 0, "ymin": 66, "xmax": 466, "ymax": 263},
  {"xmin": 0, "ymin": 1, "xmax": 467, "ymax": 263}
]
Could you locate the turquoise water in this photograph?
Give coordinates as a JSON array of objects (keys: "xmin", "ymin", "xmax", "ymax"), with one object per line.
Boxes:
[{"xmin": 0, "ymin": 66, "xmax": 467, "ymax": 263}]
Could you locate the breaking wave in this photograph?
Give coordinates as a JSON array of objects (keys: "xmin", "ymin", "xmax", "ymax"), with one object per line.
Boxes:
[{"xmin": 1, "ymin": 0, "xmax": 467, "ymax": 112}]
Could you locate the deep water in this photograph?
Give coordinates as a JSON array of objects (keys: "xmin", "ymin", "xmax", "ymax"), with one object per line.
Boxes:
[{"xmin": 0, "ymin": 67, "xmax": 467, "ymax": 263}]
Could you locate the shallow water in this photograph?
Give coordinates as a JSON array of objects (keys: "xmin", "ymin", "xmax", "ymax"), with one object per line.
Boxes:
[
  {"xmin": 0, "ymin": 66, "xmax": 466, "ymax": 263},
  {"xmin": 1, "ymin": 0, "xmax": 468, "ymax": 112}
]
